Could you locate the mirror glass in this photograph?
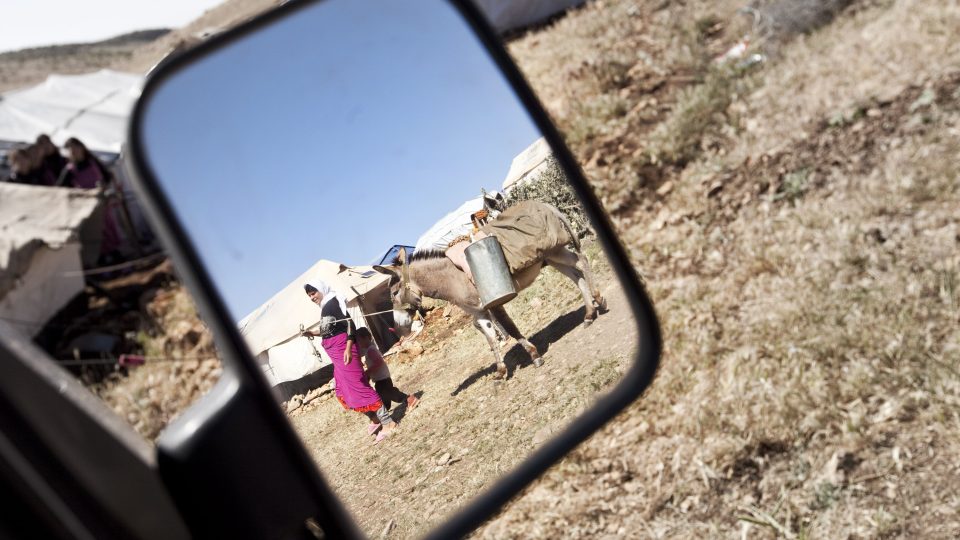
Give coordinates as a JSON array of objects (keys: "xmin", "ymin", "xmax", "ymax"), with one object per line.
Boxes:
[{"xmin": 137, "ymin": 1, "xmax": 639, "ymax": 536}]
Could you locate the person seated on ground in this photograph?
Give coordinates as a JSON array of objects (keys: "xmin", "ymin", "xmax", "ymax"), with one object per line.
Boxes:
[
  {"xmin": 59, "ymin": 137, "xmax": 113, "ymax": 189},
  {"xmin": 301, "ymin": 280, "xmax": 398, "ymax": 444},
  {"xmin": 5, "ymin": 149, "xmax": 42, "ymax": 185},
  {"xmin": 60, "ymin": 137, "xmax": 123, "ymax": 263},
  {"xmin": 355, "ymin": 327, "xmax": 419, "ymax": 424},
  {"xmin": 35, "ymin": 134, "xmax": 66, "ymax": 186}
]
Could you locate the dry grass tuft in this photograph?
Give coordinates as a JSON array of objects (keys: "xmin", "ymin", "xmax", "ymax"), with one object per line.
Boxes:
[{"xmin": 507, "ymin": 0, "xmax": 748, "ymax": 211}]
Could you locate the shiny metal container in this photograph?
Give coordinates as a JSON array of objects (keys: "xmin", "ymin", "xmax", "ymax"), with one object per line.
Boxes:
[{"xmin": 465, "ymin": 235, "xmax": 517, "ymax": 310}]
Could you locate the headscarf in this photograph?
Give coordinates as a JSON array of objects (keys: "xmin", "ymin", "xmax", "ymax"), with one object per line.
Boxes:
[{"xmin": 307, "ymin": 279, "xmax": 348, "ymax": 315}]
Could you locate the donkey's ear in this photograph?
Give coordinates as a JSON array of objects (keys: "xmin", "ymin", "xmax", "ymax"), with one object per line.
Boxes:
[
  {"xmin": 373, "ymin": 265, "xmax": 399, "ymax": 279},
  {"xmin": 397, "ymin": 247, "xmax": 408, "ymax": 266}
]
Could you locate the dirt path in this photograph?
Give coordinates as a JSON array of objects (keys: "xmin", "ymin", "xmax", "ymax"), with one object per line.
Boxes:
[{"xmin": 289, "ymin": 248, "xmax": 640, "ymax": 538}]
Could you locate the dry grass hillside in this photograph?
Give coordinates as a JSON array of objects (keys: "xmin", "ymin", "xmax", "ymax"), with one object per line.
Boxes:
[
  {"xmin": 478, "ymin": 0, "xmax": 960, "ymax": 538},
  {"xmin": 0, "ymin": 30, "xmax": 166, "ymax": 92},
  {"xmin": 117, "ymin": 0, "xmax": 277, "ymax": 74}
]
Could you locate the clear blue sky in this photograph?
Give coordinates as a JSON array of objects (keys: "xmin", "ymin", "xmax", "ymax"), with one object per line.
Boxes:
[
  {"xmin": 1, "ymin": 0, "xmax": 224, "ymax": 52},
  {"xmin": 140, "ymin": 0, "xmax": 541, "ymax": 319}
]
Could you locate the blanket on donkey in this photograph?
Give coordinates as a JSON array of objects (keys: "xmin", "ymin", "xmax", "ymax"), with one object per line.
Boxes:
[{"xmin": 480, "ymin": 200, "xmax": 572, "ymax": 273}]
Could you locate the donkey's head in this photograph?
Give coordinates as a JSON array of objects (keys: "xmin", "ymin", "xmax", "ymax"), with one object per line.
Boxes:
[{"xmin": 373, "ymin": 247, "xmax": 421, "ymax": 337}]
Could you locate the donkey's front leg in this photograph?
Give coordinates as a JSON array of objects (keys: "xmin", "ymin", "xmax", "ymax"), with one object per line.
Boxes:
[
  {"xmin": 473, "ymin": 316, "xmax": 508, "ymax": 379},
  {"xmin": 489, "ymin": 306, "xmax": 542, "ymax": 367}
]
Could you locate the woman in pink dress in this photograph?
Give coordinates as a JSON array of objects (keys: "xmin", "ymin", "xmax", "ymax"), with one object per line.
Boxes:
[{"xmin": 301, "ymin": 280, "xmax": 397, "ymax": 443}]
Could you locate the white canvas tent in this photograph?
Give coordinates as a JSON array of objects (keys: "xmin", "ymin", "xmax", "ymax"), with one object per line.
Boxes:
[
  {"xmin": 414, "ymin": 196, "xmax": 490, "ymax": 253},
  {"xmin": 238, "ymin": 259, "xmax": 396, "ymax": 388},
  {"xmin": 0, "ymin": 183, "xmax": 102, "ymax": 337},
  {"xmin": 501, "ymin": 137, "xmax": 554, "ymax": 192},
  {"xmin": 416, "ymin": 137, "xmax": 556, "ymax": 253},
  {"xmin": 0, "ymin": 69, "xmax": 155, "ymax": 258},
  {"xmin": 0, "ymin": 69, "xmax": 141, "ymax": 153}
]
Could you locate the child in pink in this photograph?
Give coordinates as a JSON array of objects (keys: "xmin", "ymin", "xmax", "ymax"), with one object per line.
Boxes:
[{"xmin": 355, "ymin": 327, "xmax": 419, "ymax": 413}]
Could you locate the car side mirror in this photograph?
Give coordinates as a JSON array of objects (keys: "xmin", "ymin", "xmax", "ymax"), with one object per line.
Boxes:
[{"xmin": 127, "ymin": 1, "xmax": 661, "ymax": 537}]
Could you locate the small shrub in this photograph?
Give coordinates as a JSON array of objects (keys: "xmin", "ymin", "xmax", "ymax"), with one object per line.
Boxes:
[
  {"xmin": 774, "ymin": 168, "xmax": 811, "ymax": 203},
  {"xmin": 504, "ymin": 156, "xmax": 592, "ymax": 238},
  {"xmin": 648, "ymin": 67, "xmax": 738, "ymax": 165}
]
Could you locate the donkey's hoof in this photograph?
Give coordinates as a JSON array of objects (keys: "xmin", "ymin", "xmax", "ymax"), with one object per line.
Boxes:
[
  {"xmin": 493, "ymin": 364, "xmax": 508, "ymax": 379},
  {"xmin": 582, "ymin": 318, "xmax": 595, "ymax": 328},
  {"xmin": 533, "ymin": 357, "xmax": 544, "ymax": 368},
  {"xmin": 596, "ymin": 297, "xmax": 609, "ymax": 314}
]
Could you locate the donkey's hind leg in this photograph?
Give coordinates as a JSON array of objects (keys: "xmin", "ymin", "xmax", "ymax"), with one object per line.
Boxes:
[
  {"xmin": 473, "ymin": 315, "xmax": 508, "ymax": 379},
  {"xmin": 575, "ymin": 248, "xmax": 607, "ymax": 313},
  {"xmin": 545, "ymin": 248, "xmax": 600, "ymax": 326},
  {"xmin": 489, "ymin": 306, "xmax": 542, "ymax": 367}
]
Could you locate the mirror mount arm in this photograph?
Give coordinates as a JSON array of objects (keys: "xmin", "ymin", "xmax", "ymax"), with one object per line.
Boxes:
[{"xmin": 156, "ymin": 371, "xmax": 361, "ymax": 539}]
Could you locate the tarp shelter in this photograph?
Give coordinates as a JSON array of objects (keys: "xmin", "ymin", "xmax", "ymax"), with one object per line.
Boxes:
[
  {"xmin": 414, "ymin": 196, "xmax": 487, "ymax": 253},
  {"xmin": 501, "ymin": 137, "xmax": 554, "ymax": 192},
  {"xmin": 0, "ymin": 69, "xmax": 141, "ymax": 154},
  {"xmin": 475, "ymin": 0, "xmax": 586, "ymax": 33},
  {"xmin": 0, "ymin": 183, "xmax": 102, "ymax": 337},
  {"xmin": 0, "ymin": 69, "xmax": 155, "ymax": 258},
  {"xmin": 238, "ymin": 259, "xmax": 398, "ymax": 391}
]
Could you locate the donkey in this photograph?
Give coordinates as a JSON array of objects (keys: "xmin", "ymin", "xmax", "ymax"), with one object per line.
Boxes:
[{"xmin": 373, "ymin": 202, "xmax": 606, "ymax": 379}]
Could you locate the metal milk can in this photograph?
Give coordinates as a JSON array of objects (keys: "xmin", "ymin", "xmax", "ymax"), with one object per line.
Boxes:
[{"xmin": 465, "ymin": 235, "xmax": 517, "ymax": 310}]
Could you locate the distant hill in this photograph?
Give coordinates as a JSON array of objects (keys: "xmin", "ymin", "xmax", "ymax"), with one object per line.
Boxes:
[
  {"xmin": 0, "ymin": 29, "xmax": 170, "ymax": 92},
  {"xmin": 0, "ymin": 0, "xmax": 278, "ymax": 93}
]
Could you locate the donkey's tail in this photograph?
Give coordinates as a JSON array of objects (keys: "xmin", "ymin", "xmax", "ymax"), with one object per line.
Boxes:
[{"xmin": 549, "ymin": 203, "xmax": 581, "ymax": 252}]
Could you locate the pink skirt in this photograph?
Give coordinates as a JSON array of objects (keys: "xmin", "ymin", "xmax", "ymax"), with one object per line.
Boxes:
[{"xmin": 322, "ymin": 333, "xmax": 382, "ymax": 411}]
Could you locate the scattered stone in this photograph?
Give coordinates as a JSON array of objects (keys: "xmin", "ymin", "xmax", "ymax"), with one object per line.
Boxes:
[
  {"xmin": 533, "ymin": 425, "xmax": 555, "ymax": 445},
  {"xmin": 379, "ymin": 519, "xmax": 396, "ymax": 539},
  {"xmin": 707, "ymin": 181, "xmax": 724, "ymax": 198},
  {"xmin": 405, "ymin": 342, "xmax": 425, "ymax": 356},
  {"xmin": 286, "ymin": 396, "xmax": 303, "ymax": 414},
  {"xmin": 656, "ymin": 181, "xmax": 674, "ymax": 196},
  {"xmin": 437, "ymin": 452, "xmax": 452, "ymax": 466}
]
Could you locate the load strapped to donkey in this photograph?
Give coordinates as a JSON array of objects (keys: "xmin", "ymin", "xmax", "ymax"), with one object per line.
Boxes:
[{"xmin": 467, "ymin": 200, "xmax": 578, "ymax": 309}]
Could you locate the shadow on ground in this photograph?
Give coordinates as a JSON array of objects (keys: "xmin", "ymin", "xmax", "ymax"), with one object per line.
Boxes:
[
  {"xmin": 450, "ymin": 306, "xmax": 586, "ymax": 396},
  {"xmin": 392, "ymin": 390, "xmax": 425, "ymax": 423}
]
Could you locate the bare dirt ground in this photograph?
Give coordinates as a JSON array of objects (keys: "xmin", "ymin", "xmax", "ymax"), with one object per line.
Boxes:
[{"xmin": 288, "ymin": 243, "xmax": 638, "ymax": 538}]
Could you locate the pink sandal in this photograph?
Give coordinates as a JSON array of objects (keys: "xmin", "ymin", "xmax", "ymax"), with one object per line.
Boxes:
[
  {"xmin": 367, "ymin": 423, "xmax": 382, "ymax": 436},
  {"xmin": 373, "ymin": 429, "xmax": 392, "ymax": 445},
  {"xmin": 406, "ymin": 395, "xmax": 420, "ymax": 411}
]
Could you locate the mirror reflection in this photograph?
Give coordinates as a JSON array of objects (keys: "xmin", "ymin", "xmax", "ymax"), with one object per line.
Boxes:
[{"xmin": 139, "ymin": 1, "xmax": 638, "ymax": 535}]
